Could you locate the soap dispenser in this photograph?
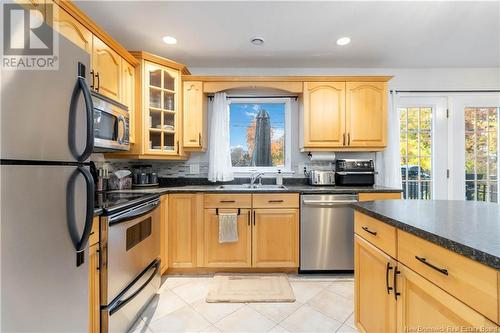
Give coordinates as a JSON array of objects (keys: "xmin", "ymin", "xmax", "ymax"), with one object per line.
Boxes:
[{"xmin": 276, "ymin": 169, "xmax": 283, "ymax": 186}]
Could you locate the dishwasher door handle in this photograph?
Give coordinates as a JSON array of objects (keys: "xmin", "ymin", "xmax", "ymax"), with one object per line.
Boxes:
[{"xmin": 302, "ymin": 200, "xmax": 358, "ymax": 206}]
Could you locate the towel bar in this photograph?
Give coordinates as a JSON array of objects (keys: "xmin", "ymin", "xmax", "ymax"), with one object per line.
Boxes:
[{"xmin": 216, "ymin": 208, "xmax": 241, "ymax": 215}]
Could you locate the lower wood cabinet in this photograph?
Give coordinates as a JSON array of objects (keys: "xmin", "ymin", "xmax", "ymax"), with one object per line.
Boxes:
[
  {"xmin": 358, "ymin": 192, "xmax": 402, "ymax": 202},
  {"xmin": 354, "ymin": 235, "xmax": 396, "ymax": 333},
  {"xmin": 204, "ymin": 208, "xmax": 252, "ymax": 267},
  {"xmin": 396, "ymin": 264, "xmax": 497, "ymax": 331},
  {"xmin": 88, "ymin": 217, "xmax": 100, "ymax": 333},
  {"xmin": 252, "ymin": 208, "xmax": 299, "ymax": 268},
  {"xmin": 168, "ymin": 193, "xmax": 203, "ymax": 268},
  {"xmin": 160, "ymin": 195, "xmax": 169, "ymax": 273}
]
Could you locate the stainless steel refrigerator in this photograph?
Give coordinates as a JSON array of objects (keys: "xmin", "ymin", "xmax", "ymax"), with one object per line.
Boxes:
[{"xmin": 1, "ymin": 31, "xmax": 94, "ymax": 332}]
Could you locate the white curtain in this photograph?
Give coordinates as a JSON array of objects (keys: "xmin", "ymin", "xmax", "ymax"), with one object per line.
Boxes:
[
  {"xmin": 208, "ymin": 92, "xmax": 234, "ymax": 182},
  {"xmin": 375, "ymin": 92, "xmax": 402, "ymax": 188}
]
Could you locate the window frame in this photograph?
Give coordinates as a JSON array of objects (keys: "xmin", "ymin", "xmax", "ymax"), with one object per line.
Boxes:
[{"xmin": 227, "ymin": 97, "xmax": 292, "ymax": 175}]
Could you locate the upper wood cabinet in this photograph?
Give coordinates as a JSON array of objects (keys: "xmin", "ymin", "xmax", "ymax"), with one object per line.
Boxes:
[
  {"xmin": 53, "ymin": 7, "xmax": 93, "ymax": 55},
  {"xmin": 92, "ymin": 36, "xmax": 121, "ymax": 101},
  {"xmin": 183, "ymin": 81, "xmax": 207, "ymax": 151},
  {"xmin": 121, "ymin": 59, "xmax": 136, "ymax": 143},
  {"xmin": 302, "ymin": 82, "xmax": 346, "ymax": 148},
  {"xmin": 397, "ymin": 264, "xmax": 497, "ymax": 331},
  {"xmin": 354, "ymin": 235, "xmax": 397, "ymax": 333},
  {"xmin": 252, "ymin": 208, "xmax": 299, "ymax": 268},
  {"xmin": 301, "ymin": 80, "xmax": 389, "ymax": 151},
  {"xmin": 203, "ymin": 208, "xmax": 252, "ymax": 267},
  {"xmin": 346, "ymin": 82, "xmax": 387, "ymax": 148},
  {"xmin": 168, "ymin": 194, "xmax": 202, "ymax": 268}
]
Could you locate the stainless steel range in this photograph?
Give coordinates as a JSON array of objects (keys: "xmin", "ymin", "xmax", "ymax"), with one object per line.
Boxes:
[{"xmin": 99, "ymin": 195, "xmax": 161, "ymax": 333}]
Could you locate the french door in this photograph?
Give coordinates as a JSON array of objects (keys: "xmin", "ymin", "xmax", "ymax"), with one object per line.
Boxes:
[
  {"xmin": 397, "ymin": 94, "xmax": 500, "ymax": 202},
  {"xmin": 448, "ymin": 95, "xmax": 500, "ymax": 202}
]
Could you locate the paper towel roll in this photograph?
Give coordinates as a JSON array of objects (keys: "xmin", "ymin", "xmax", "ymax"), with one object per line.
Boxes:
[{"xmin": 308, "ymin": 152, "xmax": 336, "ymax": 161}]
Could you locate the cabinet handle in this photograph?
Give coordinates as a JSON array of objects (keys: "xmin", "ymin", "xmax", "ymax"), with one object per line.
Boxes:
[
  {"xmin": 385, "ymin": 262, "xmax": 393, "ymax": 294},
  {"xmin": 347, "ymin": 133, "xmax": 351, "ymax": 146},
  {"xmin": 253, "ymin": 211, "xmax": 256, "ymax": 225},
  {"xmin": 268, "ymin": 200, "xmax": 284, "ymax": 203},
  {"xmin": 95, "ymin": 72, "xmax": 100, "ymax": 92},
  {"xmin": 176, "ymin": 141, "xmax": 179, "ymax": 154},
  {"xmin": 343, "ymin": 133, "xmax": 346, "ymax": 146},
  {"xmin": 393, "ymin": 267, "xmax": 400, "ymax": 300},
  {"xmin": 247, "ymin": 211, "xmax": 250, "ymax": 226},
  {"xmin": 415, "ymin": 256, "xmax": 449, "ymax": 276},
  {"xmin": 90, "ymin": 70, "xmax": 95, "ymax": 90},
  {"xmin": 96, "ymin": 249, "xmax": 100, "ymax": 271},
  {"xmin": 199, "ymin": 132, "xmax": 202, "ymax": 145},
  {"xmin": 362, "ymin": 226, "xmax": 377, "ymax": 236},
  {"xmin": 220, "ymin": 200, "xmax": 235, "ymax": 203}
]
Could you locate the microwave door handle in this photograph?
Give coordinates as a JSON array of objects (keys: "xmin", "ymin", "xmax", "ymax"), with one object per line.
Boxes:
[
  {"xmin": 69, "ymin": 72, "xmax": 94, "ymax": 162},
  {"xmin": 66, "ymin": 166, "xmax": 95, "ymax": 267},
  {"xmin": 109, "ymin": 260, "xmax": 160, "ymax": 316}
]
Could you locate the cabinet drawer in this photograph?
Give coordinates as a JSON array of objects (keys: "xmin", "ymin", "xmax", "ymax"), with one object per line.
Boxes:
[
  {"xmin": 354, "ymin": 211, "xmax": 397, "ymax": 258},
  {"xmin": 204, "ymin": 194, "xmax": 252, "ymax": 208},
  {"xmin": 89, "ymin": 216, "xmax": 99, "ymax": 246},
  {"xmin": 398, "ymin": 230, "xmax": 498, "ymax": 323},
  {"xmin": 252, "ymin": 193, "xmax": 299, "ymax": 208}
]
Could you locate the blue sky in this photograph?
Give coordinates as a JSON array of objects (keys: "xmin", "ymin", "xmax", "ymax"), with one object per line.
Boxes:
[{"xmin": 229, "ymin": 103, "xmax": 285, "ymax": 150}]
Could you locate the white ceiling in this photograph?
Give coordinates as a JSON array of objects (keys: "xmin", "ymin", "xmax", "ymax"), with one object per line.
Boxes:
[{"xmin": 76, "ymin": 1, "xmax": 500, "ymax": 68}]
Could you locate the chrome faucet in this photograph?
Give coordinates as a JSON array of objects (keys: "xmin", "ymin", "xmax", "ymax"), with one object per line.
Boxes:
[{"xmin": 250, "ymin": 172, "xmax": 265, "ymax": 187}]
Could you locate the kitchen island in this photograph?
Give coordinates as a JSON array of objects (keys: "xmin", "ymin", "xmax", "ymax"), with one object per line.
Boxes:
[{"xmin": 352, "ymin": 200, "xmax": 500, "ymax": 332}]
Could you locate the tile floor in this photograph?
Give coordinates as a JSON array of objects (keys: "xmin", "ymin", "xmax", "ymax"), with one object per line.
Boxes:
[{"xmin": 130, "ymin": 275, "xmax": 358, "ymax": 333}]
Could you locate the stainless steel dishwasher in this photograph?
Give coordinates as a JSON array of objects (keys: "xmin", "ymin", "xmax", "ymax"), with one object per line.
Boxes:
[{"xmin": 300, "ymin": 194, "xmax": 358, "ymax": 271}]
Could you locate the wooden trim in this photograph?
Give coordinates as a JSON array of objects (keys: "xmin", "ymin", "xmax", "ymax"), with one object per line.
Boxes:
[
  {"xmin": 164, "ymin": 267, "xmax": 298, "ymax": 275},
  {"xmin": 104, "ymin": 153, "xmax": 189, "ymax": 160},
  {"xmin": 54, "ymin": 1, "xmax": 138, "ymax": 66},
  {"xmin": 202, "ymin": 81, "xmax": 303, "ymax": 94},
  {"xmin": 358, "ymin": 192, "xmax": 402, "ymax": 201},
  {"xmin": 130, "ymin": 51, "xmax": 189, "ymax": 73},
  {"xmin": 183, "ymin": 75, "xmax": 393, "ymax": 83}
]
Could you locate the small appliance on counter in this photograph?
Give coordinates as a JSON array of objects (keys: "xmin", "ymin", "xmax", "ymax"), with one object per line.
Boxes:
[
  {"xmin": 132, "ymin": 165, "xmax": 159, "ymax": 187},
  {"xmin": 335, "ymin": 159, "xmax": 375, "ymax": 186},
  {"xmin": 306, "ymin": 169, "xmax": 336, "ymax": 186}
]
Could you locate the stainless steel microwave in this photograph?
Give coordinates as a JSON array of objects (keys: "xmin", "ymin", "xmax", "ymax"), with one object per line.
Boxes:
[{"xmin": 92, "ymin": 92, "xmax": 130, "ymax": 151}]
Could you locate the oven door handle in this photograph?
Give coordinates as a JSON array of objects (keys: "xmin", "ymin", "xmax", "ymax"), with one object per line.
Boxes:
[
  {"xmin": 109, "ymin": 198, "xmax": 160, "ymax": 225},
  {"xmin": 108, "ymin": 259, "xmax": 160, "ymax": 316}
]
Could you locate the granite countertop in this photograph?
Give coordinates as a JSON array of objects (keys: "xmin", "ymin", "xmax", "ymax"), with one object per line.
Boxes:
[
  {"xmin": 109, "ymin": 184, "xmax": 402, "ymax": 195},
  {"xmin": 352, "ymin": 200, "xmax": 500, "ymax": 269}
]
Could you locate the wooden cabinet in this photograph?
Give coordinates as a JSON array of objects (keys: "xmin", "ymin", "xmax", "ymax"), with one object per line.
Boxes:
[
  {"xmin": 88, "ymin": 217, "xmax": 100, "ymax": 333},
  {"xmin": 204, "ymin": 208, "xmax": 252, "ymax": 267},
  {"xmin": 168, "ymin": 194, "xmax": 202, "ymax": 268},
  {"xmin": 92, "ymin": 36, "xmax": 121, "ymax": 101},
  {"xmin": 354, "ymin": 211, "xmax": 397, "ymax": 258},
  {"xmin": 302, "ymin": 82, "xmax": 346, "ymax": 148},
  {"xmin": 354, "ymin": 235, "xmax": 397, "ymax": 333},
  {"xmin": 397, "ymin": 264, "xmax": 497, "ymax": 332},
  {"xmin": 252, "ymin": 208, "xmax": 299, "ymax": 268},
  {"xmin": 358, "ymin": 192, "xmax": 401, "ymax": 202},
  {"xmin": 160, "ymin": 195, "xmax": 169, "ymax": 274},
  {"xmin": 121, "ymin": 59, "xmax": 136, "ymax": 143},
  {"xmin": 301, "ymin": 80, "xmax": 389, "ymax": 151},
  {"xmin": 53, "ymin": 6, "xmax": 93, "ymax": 55},
  {"xmin": 183, "ymin": 81, "xmax": 207, "ymax": 151},
  {"xmin": 346, "ymin": 82, "xmax": 387, "ymax": 148}
]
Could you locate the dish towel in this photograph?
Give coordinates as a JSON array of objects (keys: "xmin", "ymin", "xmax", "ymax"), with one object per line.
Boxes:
[{"xmin": 218, "ymin": 213, "xmax": 238, "ymax": 243}]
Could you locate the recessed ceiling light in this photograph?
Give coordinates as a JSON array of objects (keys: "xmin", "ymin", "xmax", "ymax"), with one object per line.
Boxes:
[
  {"xmin": 336, "ymin": 37, "xmax": 351, "ymax": 46},
  {"xmin": 250, "ymin": 37, "xmax": 265, "ymax": 46},
  {"xmin": 162, "ymin": 36, "xmax": 177, "ymax": 45}
]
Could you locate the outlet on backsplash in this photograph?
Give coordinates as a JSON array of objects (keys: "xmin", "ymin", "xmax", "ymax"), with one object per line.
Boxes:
[{"xmin": 189, "ymin": 164, "xmax": 200, "ymax": 175}]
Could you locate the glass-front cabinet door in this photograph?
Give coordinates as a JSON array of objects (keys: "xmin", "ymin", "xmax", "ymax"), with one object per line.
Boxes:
[{"xmin": 144, "ymin": 62, "xmax": 179, "ymax": 155}]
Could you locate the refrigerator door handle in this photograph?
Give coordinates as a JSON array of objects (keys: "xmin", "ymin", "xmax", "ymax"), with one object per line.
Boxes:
[
  {"xmin": 66, "ymin": 166, "xmax": 95, "ymax": 267},
  {"xmin": 69, "ymin": 73, "xmax": 94, "ymax": 162}
]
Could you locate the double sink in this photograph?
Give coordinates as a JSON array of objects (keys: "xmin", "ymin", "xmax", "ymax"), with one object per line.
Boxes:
[{"xmin": 216, "ymin": 184, "xmax": 288, "ymax": 191}]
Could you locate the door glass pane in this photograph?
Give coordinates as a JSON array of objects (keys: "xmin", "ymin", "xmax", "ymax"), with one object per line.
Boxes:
[
  {"xmin": 400, "ymin": 107, "xmax": 433, "ymax": 199},
  {"xmin": 464, "ymin": 107, "xmax": 499, "ymax": 202}
]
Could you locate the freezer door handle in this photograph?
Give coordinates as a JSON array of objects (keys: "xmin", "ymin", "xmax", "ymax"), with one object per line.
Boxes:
[
  {"xmin": 108, "ymin": 259, "xmax": 160, "ymax": 316},
  {"xmin": 69, "ymin": 68, "xmax": 94, "ymax": 162},
  {"xmin": 66, "ymin": 166, "xmax": 95, "ymax": 266}
]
